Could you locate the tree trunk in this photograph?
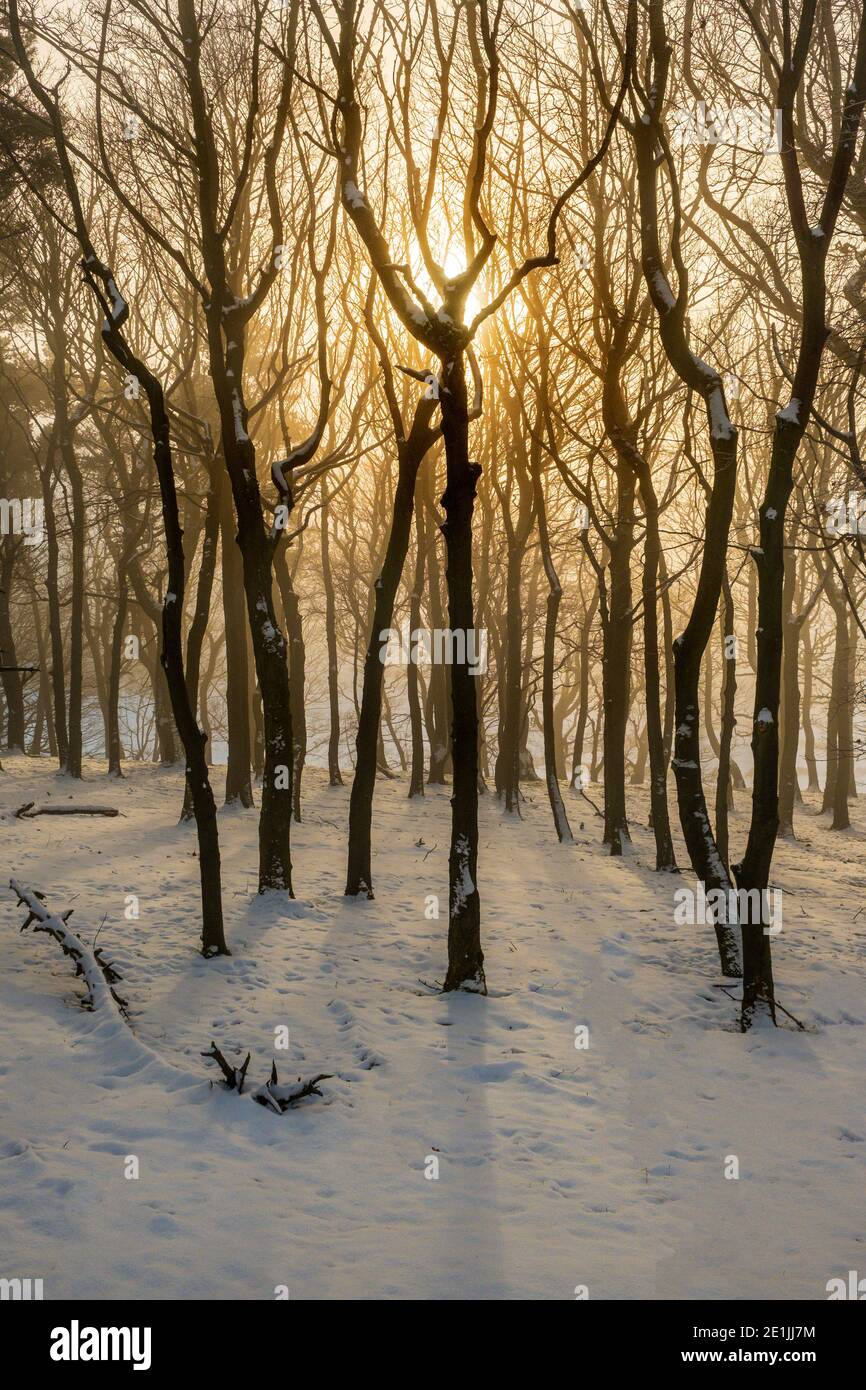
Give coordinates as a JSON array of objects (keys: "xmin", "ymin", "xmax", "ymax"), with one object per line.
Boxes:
[
  {"xmin": 181, "ymin": 467, "xmax": 220, "ymax": 817},
  {"xmin": 273, "ymin": 544, "xmax": 307, "ymax": 823},
  {"xmin": 715, "ymin": 576, "xmax": 737, "ymax": 870},
  {"xmin": 41, "ymin": 461, "xmax": 68, "ymax": 768},
  {"xmin": 346, "ymin": 413, "xmax": 435, "ymax": 892},
  {"xmin": 801, "ymin": 620, "xmax": 820, "ymax": 792},
  {"xmin": 827, "ymin": 575, "xmax": 852, "ymax": 831},
  {"xmin": 0, "ymin": 545, "xmax": 26, "ymax": 750},
  {"xmin": 178, "ymin": 0, "xmax": 294, "ymax": 892},
  {"xmin": 31, "ymin": 597, "xmax": 56, "ymax": 758},
  {"xmin": 106, "ymin": 559, "xmax": 127, "ymax": 778},
  {"xmin": 439, "ymin": 352, "xmax": 484, "ymax": 994},
  {"xmin": 638, "ymin": 470, "xmax": 677, "ymax": 870},
  {"xmin": 407, "ymin": 489, "xmax": 426, "ymax": 799},
  {"xmin": 219, "ymin": 471, "xmax": 254, "ymax": 808},
  {"xmin": 421, "ymin": 459, "xmax": 450, "ymax": 784},
  {"xmin": 571, "ymin": 591, "xmax": 598, "ymax": 786},
  {"xmin": 600, "ymin": 461, "xmax": 634, "ymax": 856},
  {"xmin": 531, "ymin": 436, "xmax": 573, "ymax": 843},
  {"xmin": 63, "ymin": 449, "xmax": 85, "ymax": 779},
  {"xmin": 321, "ymin": 494, "xmax": 343, "ymax": 788},
  {"xmin": 777, "ymin": 545, "xmax": 802, "ymax": 838},
  {"xmin": 495, "ymin": 528, "xmax": 524, "ymax": 811}
]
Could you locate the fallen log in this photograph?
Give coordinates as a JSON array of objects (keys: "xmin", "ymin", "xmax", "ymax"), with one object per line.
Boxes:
[
  {"xmin": 14, "ymin": 802, "xmax": 121, "ymax": 819},
  {"xmin": 10, "ymin": 878, "xmax": 128, "ymax": 1015}
]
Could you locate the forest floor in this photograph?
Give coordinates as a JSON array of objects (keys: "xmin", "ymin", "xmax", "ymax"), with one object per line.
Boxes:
[{"xmin": 1, "ymin": 753, "xmax": 865, "ymax": 1300}]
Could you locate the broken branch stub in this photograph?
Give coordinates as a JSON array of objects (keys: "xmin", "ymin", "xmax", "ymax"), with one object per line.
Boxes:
[{"xmin": 251, "ymin": 1060, "xmax": 334, "ymax": 1113}]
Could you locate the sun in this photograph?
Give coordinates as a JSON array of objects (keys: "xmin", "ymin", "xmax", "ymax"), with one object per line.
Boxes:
[
  {"xmin": 410, "ymin": 238, "xmax": 482, "ymax": 324},
  {"xmin": 443, "ymin": 248, "xmax": 481, "ymax": 323}
]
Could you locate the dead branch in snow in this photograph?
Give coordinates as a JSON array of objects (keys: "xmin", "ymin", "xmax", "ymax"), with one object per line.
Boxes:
[
  {"xmin": 251, "ymin": 1060, "xmax": 333, "ymax": 1114},
  {"xmin": 202, "ymin": 1044, "xmax": 332, "ymax": 1111},
  {"xmin": 201, "ymin": 1040, "xmax": 251, "ymax": 1093},
  {"xmin": 9, "ymin": 878, "xmax": 128, "ymax": 1016},
  {"xmin": 14, "ymin": 802, "xmax": 122, "ymax": 819}
]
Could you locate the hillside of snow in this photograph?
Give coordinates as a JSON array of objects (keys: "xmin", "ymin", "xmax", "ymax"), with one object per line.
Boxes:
[{"xmin": 1, "ymin": 755, "xmax": 864, "ymax": 1300}]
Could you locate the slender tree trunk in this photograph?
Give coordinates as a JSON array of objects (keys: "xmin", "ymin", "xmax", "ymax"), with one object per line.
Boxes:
[
  {"xmin": 590, "ymin": 710, "xmax": 602, "ymax": 784},
  {"xmin": 736, "ymin": 423, "xmax": 802, "ymax": 1017},
  {"xmin": 30, "ymin": 689, "xmax": 45, "ymax": 756},
  {"xmin": 141, "ymin": 376, "xmax": 228, "ymax": 955},
  {"xmin": 421, "ymin": 459, "xmax": 450, "ymax": 783},
  {"xmin": 83, "ymin": 596, "xmax": 109, "ymax": 760},
  {"xmin": 0, "ymin": 546, "xmax": 26, "ymax": 750},
  {"xmin": 346, "ymin": 414, "xmax": 435, "ymax": 893},
  {"xmin": 600, "ymin": 461, "xmax": 634, "ymax": 856},
  {"xmin": 826, "ymin": 576, "xmax": 852, "ymax": 830},
  {"xmin": 778, "ymin": 546, "xmax": 802, "ymax": 837},
  {"xmin": 63, "ymin": 450, "xmax": 85, "ymax": 778},
  {"xmin": 747, "ymin": 560, "xmax": 757, "ymax": 675},
  {"xmin": 496, "ymin": 529, "xmax": 524, "ymax": 810},
  {"xmin": 181, "ymin": 467, "xmax": 220, "ymax": 817},
  {"xmin": 630, "ymin": 728, "xmax": 648, "ymax": 785},
  {"xmin": 715, "ymin": 576, "xmax": 737, "ymax": 869},
  {"xmin": 31, "ymin": 596, "xmax": 56, "ymax": 757},
  {"xmin": 571, "ymin": 591, "xmax": 598, "ymax": 786},
  {"xmin": 531, "ymin": 438, "xmax": 573, "ymax": 843},
  {"xmin": 148, "ymin": 636, "xmax": 178, "ymax": 764},
  {"xmin": 321, "ymin": 495, "xmax": 343, "ymax": 788},
  {"xmin": 632, "ymin": 37, "xmax": 741, "ymax": 977},
  {"xmin": 219, "ymin": 471, "xmax": 254, "ymax": 808},
  {"xmin": 801, "ymin": 620, "xmax": 820, "ymax": 792},
  {"xmin": 407, "ymin": 490, "xmax": 426, "ymax": 799},
  {"xmin": 179, "ymin": 0, "xmax": 293, "ymax": 893},
  {"xmin": 638, "ymin": 471, "xmax": 677, "ymax": 870},
  {"xmin": 273, "ymin": 544, "xmax": 307, "ymax": 823},
  {"xmin": 41, "ymin": 462, "xmax": 68, "ymax": 768},
  {"xmin": 106, "ymin": 558, "xmax": 127, "ymax": 779},
  {"xmin": 439, "ymin": 352, "xmax": 484, "ymax": 993},
  {"xmin": 847, "ymin": 610, "xmax": 858, "ymax": 800}
]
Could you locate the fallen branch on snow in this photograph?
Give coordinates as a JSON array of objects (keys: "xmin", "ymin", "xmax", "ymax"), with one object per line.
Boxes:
[
  {"xmin": 10, "ymin": 878, "xmax": 128, "ymax": 1016},
  {"xmin": 14, "ymin": 802, "xmax": 121, "ymax": 819},
  {"xmin": 201, "ymin": 1040, "xmax": 251, "ymax": 1092},
  {"xmin": 201, "ymin": 1041, "xmax": 331, "ymax": 1112},
  {"xmin": 252, "ymin": 1061, "xmax": 333, "ymax": 1113},
  {"xmin": 577, "ymin": 788, "xmax": 604, "ymax": 818}
]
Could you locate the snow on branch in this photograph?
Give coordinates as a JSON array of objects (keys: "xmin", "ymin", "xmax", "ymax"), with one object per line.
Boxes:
[
  {"xmin": 251, "ymin": 1061, "xmax": 333, "ymax": 1114},
  {"xmin": 202, "ymin": 1043, "xmax": 332, "ymax": 1113},
  {"xmin": 14, "ymin": 802, "xmax": 121, "ymax": 820},
  {"xmin": 9, "ymin": 878, "xmax": 128, "ymax": 1017}
]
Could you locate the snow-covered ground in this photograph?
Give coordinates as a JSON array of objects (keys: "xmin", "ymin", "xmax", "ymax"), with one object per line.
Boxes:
[{"xmin": 1, "ymin": 754, "xmax": 864, "ymax": 1300}]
